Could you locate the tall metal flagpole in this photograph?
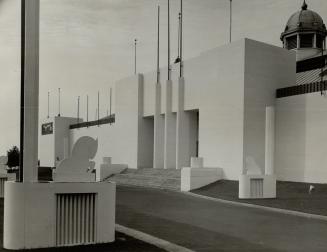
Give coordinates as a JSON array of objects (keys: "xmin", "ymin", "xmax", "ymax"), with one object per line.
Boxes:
[
  {"xmin": 47, "ymin": 92, "xmax": 50, "ymax": 119},
  {"xmin": 134, "ymin": 38, "xmax": 137, "ymax": 75},
  {"xmin": 109, "ymin": 88, "xmax": 112, "ymax": 124},
  {"xmin": 157, "ymin": 6, "xmax": 160, "ymax": 84},
  {"xmin": 97, "ymin": 91, "xmax": 100, "ymax": 126},
  {"xmin": 77, "ymin": 96, "xmax": 80, "ymax": 124},
  {"xmin": 180, "ymin": 0, "xmax": 183, "ymax": 77},
  {"xmin": 86, "ymin": 95, "xmax": 89, "ymax": 124},
  {"xmin": 168, "ymin": 0, "xmax": 171, "ymax": 80},
  {"xmin": 58, "ymin": 88, "xmax": 61, "ymax": 116},
  {"xmin": 19, "ymin": 0, "xmax": 26, "ymax": 182},
  {"xmin": 229, "ymin": 0, "xmax": 232, "ymax": 43},
  {"xmin": 174, "ymin": 13, "xmax": 181, "ymax": 64}
]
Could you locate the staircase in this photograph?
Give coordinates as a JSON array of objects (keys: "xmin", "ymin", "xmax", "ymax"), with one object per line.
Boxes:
[{"xmin": 106, "ymin": 168, "xmax": 181, "ymax": 191}]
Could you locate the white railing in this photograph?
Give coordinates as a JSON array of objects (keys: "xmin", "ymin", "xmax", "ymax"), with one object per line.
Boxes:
[{"xmin": 56, "ymin": 193, "xmax": 97, "ymax": 246}]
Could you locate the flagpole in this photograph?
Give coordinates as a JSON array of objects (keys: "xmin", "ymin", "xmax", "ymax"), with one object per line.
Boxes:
[
  {"xmin": 134, "ymin": 38, "xmax": 137, "ymax": 75},
  {"xmin": 157, "ymin": 6, "xmax": 160, "ymax": 84},
  {"xmin": 58, "ymin": 88, "xmax": 61, "ymax": 117},
  {"xmin": 168, "ymin": 0, "xmax": 171, "ymax": 81},
  {"xmin": 47, "ymin": 91, "xmax": 50, "ymax": 119},
  {"xmin": 19, "ymin": 0, "xmax": 26, "ymax": 182},
  {"xmin": 180, "ymin": 0, "xmax": 183, "ymax": 77},
  {"xmin": 229, "ymin": 0, "xmax": 232, "ymax": 43}
]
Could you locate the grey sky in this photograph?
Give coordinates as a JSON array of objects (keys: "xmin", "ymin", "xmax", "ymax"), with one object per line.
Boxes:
[{"xmin": 0, "ymin": 0, "xmax": 326, "ymax": 154}]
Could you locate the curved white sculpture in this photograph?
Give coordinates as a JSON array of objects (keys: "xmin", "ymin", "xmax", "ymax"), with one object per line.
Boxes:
[{"xmin": 53, "ymin": 136, "xmax": 98, "ymax": 182}]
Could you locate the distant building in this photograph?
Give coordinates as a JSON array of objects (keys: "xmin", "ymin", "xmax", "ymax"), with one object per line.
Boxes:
[{"xmin": 40, "ymin": 1, "xmax": 327, "ymax": 184}]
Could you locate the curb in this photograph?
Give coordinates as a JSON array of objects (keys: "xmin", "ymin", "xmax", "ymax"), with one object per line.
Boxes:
[
  {"xmin": 116, "ymin": 224, "xmax": 195, "ymax": 252},
  {"xmin": 183, "ymin": 191, "xmax": 327, "ymax": 221}
]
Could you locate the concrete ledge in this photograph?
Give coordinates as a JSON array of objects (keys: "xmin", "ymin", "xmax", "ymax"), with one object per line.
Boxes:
[
  {"xmin": 116, "ymin": 224, "xmax": 194, "ymax": 252},
  {"xmin": 239, "ymin": 174, "xmax": 276, "ymax": 199},
  {"xmin": 181, "ymin": 167, "xmax": 222, "ymax": 192},
  {"xmin": 4, "ymin": 181, "xmax": 116, "ymax": 250}
]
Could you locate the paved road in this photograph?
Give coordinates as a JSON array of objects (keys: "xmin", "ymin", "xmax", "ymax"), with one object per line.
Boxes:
[{"xmin": 116, "ymin": 185, "xmax": 327, "ymax": 252}]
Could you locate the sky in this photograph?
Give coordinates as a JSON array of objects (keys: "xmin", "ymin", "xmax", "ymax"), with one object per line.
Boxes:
[{"xmin": 0, "ymin": 0, "xmax": 327, "ymax": 154}]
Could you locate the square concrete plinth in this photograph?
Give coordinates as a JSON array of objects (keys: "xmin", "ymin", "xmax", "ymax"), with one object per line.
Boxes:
[{"xmin": 4, "ymin": 181, "xmax": 115, "ymax": 250}]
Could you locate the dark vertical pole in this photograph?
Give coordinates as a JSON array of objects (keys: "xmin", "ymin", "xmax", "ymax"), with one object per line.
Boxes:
[
  {"xmin": 58, "ymin": 88, "xmax": 61, "ymax": 116},
  {"xmin": 109, "ymin": 88, "xmax": 112, "ymax": 124},
  {"xmin": 157, "ymin": 5, "xmax": 160, "ymax": 84},
  {"xmin": 47, "ymin": 91, "xmax": 50, "ymax": 119},
  {"xmin": 168, "ymin": 0, "xmax": 171, "ymax": 80},
  {"xmin": 177, "ymin": 13, "xmax": 180, "ymax": 61},
  {"xmin": 180, "ymin": 0, "xmax": 183, "ymax": 77},
  {"xmin": 321, "ymin": 38, "xmax": 325, "ymax": 95},
  {"xmin": 97, "ymin": 91, "xmax": 100, "ymax": 126},
  {"xmin": 19, "ymin": 0, "xmax": 25, "ymax": 182},
  {"xmin": 77, "ymin": 96, "xmax": 80, "ymax": 124},
  {"xmin": 134, "ymin": 39, "xmax": 137, "ymax": 75},
  {"xmin": 86, "ymin": 95, "xmax": 89, "ymax": 125},
  {"xmin": 229, "ymin": 0, "xmax": 232, "ymax": 43}
]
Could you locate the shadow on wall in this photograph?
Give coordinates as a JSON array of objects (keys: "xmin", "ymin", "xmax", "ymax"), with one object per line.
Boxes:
[{"xmin": 276, "ymin": 96, "xmax": 307, "ymax": 182}]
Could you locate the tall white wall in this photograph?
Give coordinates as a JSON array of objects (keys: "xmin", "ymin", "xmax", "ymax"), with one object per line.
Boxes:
[
  {"xmin": 243, "ymin": 40, "xmax": 296, "ymax": 174},
  {"xmin": 276, "ymin": 93, "xmax": 327, "ymax": 183}
]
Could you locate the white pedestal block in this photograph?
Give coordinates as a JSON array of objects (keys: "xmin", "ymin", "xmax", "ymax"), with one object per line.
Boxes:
[
  {"xmin": 181, "ymin": 167, "xmax": 222, "ymax": 192},
  {"xmin": 239, "ymin": 174, "xmax": 276, "ymax": 199},
  {"xmin": 4, "ymin": 181, "xmax": 116, "ymax": 250},
  {"xmin": 190, "ymin": 157, "xmax": 204, "ymax": 168}
]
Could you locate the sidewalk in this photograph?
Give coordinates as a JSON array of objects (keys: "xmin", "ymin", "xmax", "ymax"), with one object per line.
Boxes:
[{"xmin": 192, "ymin": 180, "xmax": 327, "ymax": 216}]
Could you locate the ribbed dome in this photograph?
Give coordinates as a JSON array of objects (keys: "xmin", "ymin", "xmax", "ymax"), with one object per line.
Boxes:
[{"xmin": 281, "ymin": 1, "xmax": 327, "ymax": 39}]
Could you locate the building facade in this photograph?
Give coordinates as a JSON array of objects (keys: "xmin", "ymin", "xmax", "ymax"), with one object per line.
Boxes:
[{"xmin": 39, "ymin": 2, "xmax": 327, "ymax": 184}]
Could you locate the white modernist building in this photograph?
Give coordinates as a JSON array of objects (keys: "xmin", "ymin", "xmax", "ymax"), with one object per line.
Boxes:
[{"xmin": 40, "ymin": 2, "xmax": 327, "ymax": 185}]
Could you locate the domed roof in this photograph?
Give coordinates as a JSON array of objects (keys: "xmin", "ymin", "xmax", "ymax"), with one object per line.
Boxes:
[{"xmin": 281, "ymin": 1, "xmax": 327, "ymax": 39}]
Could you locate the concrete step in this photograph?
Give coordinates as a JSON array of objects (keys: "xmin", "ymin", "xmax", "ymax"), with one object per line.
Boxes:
[{"xmin": 107, "ymin": 168, "xmax": 181, "ymax": 191}]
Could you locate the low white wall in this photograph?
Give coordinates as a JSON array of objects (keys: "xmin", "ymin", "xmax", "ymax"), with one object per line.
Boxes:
[
  {"xmin": 276, "ymin": 93, "xmax": 327, "ymax": 183},
  {"xmin": 181, "ymin": 167, "xmax": 223, "ymax": 192},
  {"xmin": 4, "ymin": 181, "xmax": 115, "ymax": 250}
]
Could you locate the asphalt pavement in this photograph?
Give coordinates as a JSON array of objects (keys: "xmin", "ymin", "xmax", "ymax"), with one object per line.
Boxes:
[{"xmin": 116, "ymin": 185, "xmax": 327, "ymax": 252}]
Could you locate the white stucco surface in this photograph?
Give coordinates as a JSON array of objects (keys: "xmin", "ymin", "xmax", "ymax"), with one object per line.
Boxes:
[
  {"xmin": 4, "ymin": 181, "xmax": 115, "ymax": 249},
  {"xmin": 276, "ymin": 92, "xmax": 327, "ymax": 183},
  {"xmin": 181, "ymin": 167, "xmax": 223, "ymax": 192}
]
